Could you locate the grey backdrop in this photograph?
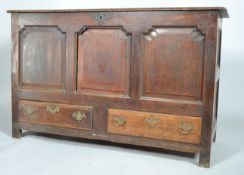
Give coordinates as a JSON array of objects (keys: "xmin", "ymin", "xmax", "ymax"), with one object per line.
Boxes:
[{"xmin": 0, "ymin": 1, "xmax": 243, "ymax": 175}]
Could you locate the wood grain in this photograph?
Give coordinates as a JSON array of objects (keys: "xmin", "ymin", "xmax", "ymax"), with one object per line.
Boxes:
[
  {"xmin": 141, "ymin": 27, "xmax": 204, "ymax": 101},
  {"xmin": 77, "ymin": 27, "xmax": 131, "ymax": 97},
  {"xmin": 19, "ymin": 26, "xmax": 66, "ymax": 89},
  {"xmin": 6, "ymin": 7, "xmax": 229, "ymax": 18},
  {"xmin": 18, "ymin": 100, "xmax": 93, "ymax": 130},
  {"xmin": 108, "ymin": 109, "xmax": 202, "ymax": 144}
]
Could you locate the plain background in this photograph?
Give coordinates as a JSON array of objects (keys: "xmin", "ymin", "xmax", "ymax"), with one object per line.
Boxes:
[{"xmin": 0, "ymin": 0, "xmax": 243, "ymax": 174}]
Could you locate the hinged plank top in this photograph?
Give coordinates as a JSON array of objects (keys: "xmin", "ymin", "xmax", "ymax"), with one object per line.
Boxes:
[{"xmin": 7, "ymin": 7, "xmax": 228, "ymax": 18}]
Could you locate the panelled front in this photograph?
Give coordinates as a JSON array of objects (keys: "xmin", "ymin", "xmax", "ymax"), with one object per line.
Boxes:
[
  {"xmin": 15, "ymin": 12, "xmax": 210, "ymax": 114},
  {"xmin": 14, "ymin": 11, "xmax": 217, "ymax": 143}
]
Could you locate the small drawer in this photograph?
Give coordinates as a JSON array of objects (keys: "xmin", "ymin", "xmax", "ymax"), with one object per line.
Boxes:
[
  {"xmin": 107, "ymin": 109, "xmax": 202, "ymax": 144},
  {"xmin": 18, "ymin": 100, "xmax": 93, "ymax": 130}
]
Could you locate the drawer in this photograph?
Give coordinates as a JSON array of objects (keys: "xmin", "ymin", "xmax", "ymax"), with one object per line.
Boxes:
[
  {"xmin": 107, "ymin": 109, "xmax": 202, "ymax": 144},
  {"xmin": 18, "ymin": 100, "xmax": 93, "ymax": 130}
]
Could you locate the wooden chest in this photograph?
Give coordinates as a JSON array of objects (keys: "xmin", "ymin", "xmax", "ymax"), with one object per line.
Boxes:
[{"xmin": 8, "ymin": 7, "xmax": 228, "ymax": 167}]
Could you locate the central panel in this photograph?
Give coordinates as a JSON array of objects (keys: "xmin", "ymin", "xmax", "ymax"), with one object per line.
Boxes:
[{"xmin": 77, "ymin": 27, "xmax": 131, "ymax": 97}]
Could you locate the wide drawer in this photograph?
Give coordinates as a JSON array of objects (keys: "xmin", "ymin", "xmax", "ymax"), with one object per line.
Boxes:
[
  {"xmin": 107, "ymin": 109, "xmax": 202, "ymax": 144},
  {"xmin": 18, "ymin": 100, "xmax": 93, "ymax": 130}
]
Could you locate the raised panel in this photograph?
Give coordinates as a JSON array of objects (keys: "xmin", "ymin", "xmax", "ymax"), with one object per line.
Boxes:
[
  {"xmin": 141, "ymin": 27, "xmax": 205, "ymax": 101},
  {"xmin": 19, "ymin": 26, "xmax": 66, "ymax": 89},
  {"xmin": 77, "ymin": 27, "xmax": 131, "ymax": 97}
]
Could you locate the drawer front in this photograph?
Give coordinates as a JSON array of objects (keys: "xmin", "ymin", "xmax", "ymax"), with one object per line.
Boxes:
[
  {"xmin": 107, "ymin": 109, "xmax": 202, "ymax": 144},
  {"xmin": 18, "ymin": 100, "xmax": 93, "ymax": 130}
]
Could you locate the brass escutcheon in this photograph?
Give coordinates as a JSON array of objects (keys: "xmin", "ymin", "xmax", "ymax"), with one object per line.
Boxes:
[
  {"xmin": 46, "ymin": 105, "xmax": 60, "ymax": 114},
  {"xmin": 72, "ymin": 111, "xmax": 87, "ymax": 122},
  {"xmin": 178, "ymin": 122, "xmax": 193, "ymax": 134},
  {"xmin": 24, "ymin": 106, "xmax": 34, "ymax": 115},
  {"xmin": 114, "ymin": 116, "xmax": 127, "ymax": 126},
  {"xmin": 145, "ymin": 118, "xmax": 160, "ymax": 128}
]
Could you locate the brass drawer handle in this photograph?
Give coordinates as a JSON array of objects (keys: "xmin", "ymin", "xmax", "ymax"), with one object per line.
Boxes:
[
  {"xmin": 46, "ymin": 105, "xmax": 60, "ymax": 114},
  {"xmin": 145, "ymin": 118, "xmax": 160, "ymax": 128},
  {"xmin": 72, "ymin": 111, "xmax": 87, "ymax": 122},
  {"xmin": 114, "ymin": 117, "xmax": 127, "ymax": 126},
  {"xmin": 24, "ymin": 106, "xmax": 34, "ymax": 115},
  {"xmin": 178, "ymin": 122, "xmax": 193, "ymax": 134}
]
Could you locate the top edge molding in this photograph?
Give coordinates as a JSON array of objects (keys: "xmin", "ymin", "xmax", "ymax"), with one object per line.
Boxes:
[{"xmin": 7, "ymin": 7, "xmax": 229, "ymax": 18}]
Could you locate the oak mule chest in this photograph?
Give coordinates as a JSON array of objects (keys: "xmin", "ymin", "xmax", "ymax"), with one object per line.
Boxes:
[{"xmin": 8, "ymin": 7, "xmax": 228, "ymax": 167}]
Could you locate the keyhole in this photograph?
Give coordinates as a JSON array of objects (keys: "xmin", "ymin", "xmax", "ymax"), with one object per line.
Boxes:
[{"xmin": 95, "ymin": 14, "xmax": 106, "ymax": 21}]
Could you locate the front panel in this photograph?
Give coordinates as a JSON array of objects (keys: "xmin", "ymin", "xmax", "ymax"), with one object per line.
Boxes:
[
  {"xmin": 76, "ymin": 27, "xmax": 131, "ymax": 97},
  {"xmin": 19, "ymin": 26, "xmax": 66, "ymax": 90},
  {"xmin": 140, "ymin": 27, "xmax": 205, "ymax": 101}
]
